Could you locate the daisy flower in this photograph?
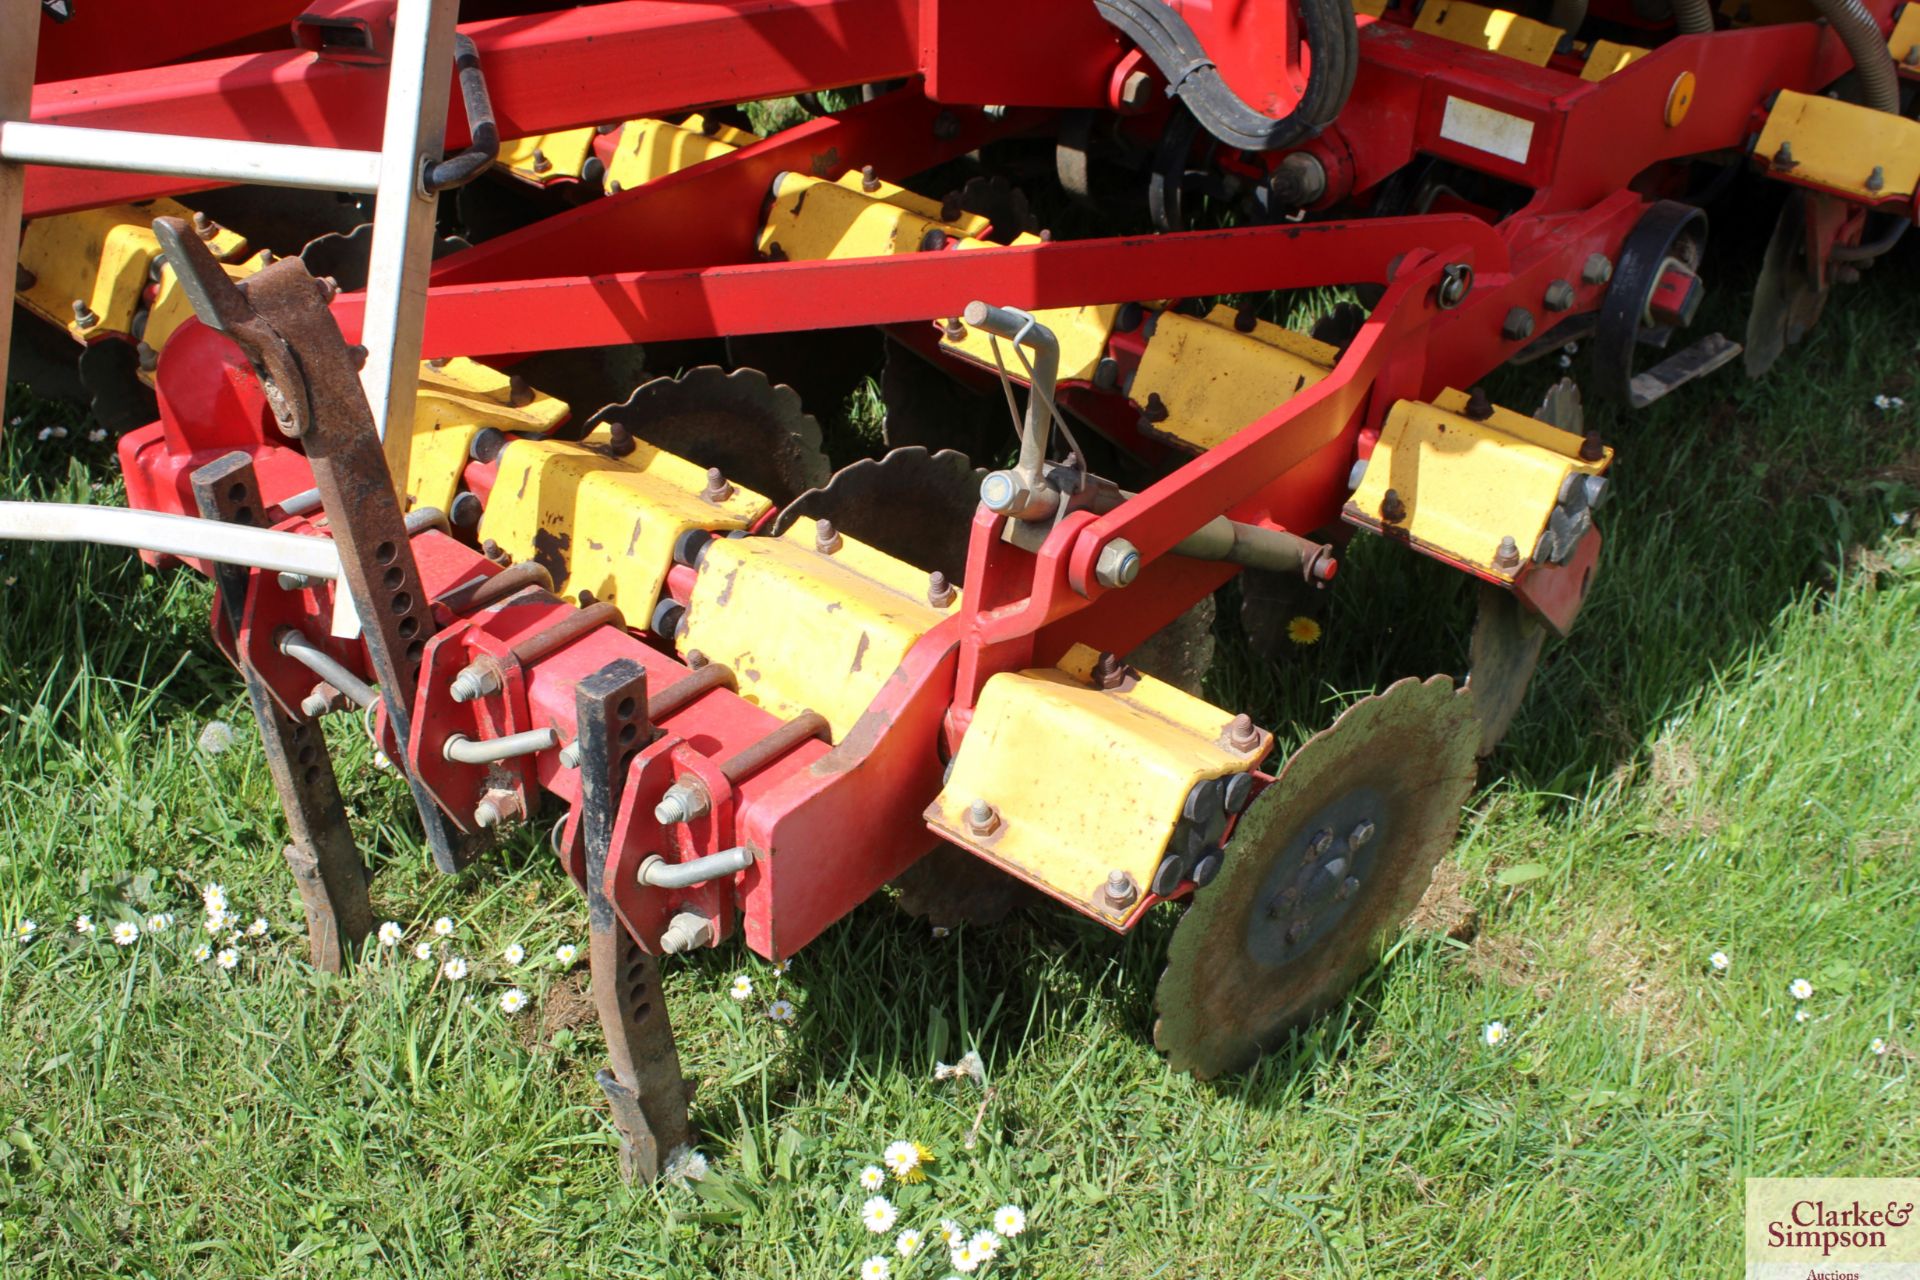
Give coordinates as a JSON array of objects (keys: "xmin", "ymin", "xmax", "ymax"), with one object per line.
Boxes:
[
  {"xmin": 377, "ymin": 921, "xmax": 403, "ymax": 947},
  {"xmin": 931, "ymin": 926, "xmax": 951, "ymax": 939},
  {"xmin": 246, "ymin": 918, "xmax": 268, "ymax": 937},
  {"xmin": 882, "ymin": 1139, "xmax": 930, "ymax": 1182},
  {"xmin": 950, "ymin": 1244, "xmax": 979, "ymax": 1274},
  {"xmin": 192, "ymin": 943, "xmax": 212, "ymax": 963},
  {"xmin": 432, "ymin": 916, "xmax": 455, "ymax": 937},
  {"xmin": 414, "ymin": 941, "xmax": 435, "ymax": 961},
  {"xmin": 15, "ymin": 919, "xmax": 37, "ymax": 943},
  {"xmin": 768, "ymin": 999, "xmax": 796, "ymax": 1023},
  {"xmin": 73, "ymin": 914, "xmax": 94, "ymax": 935},
  {"xmin": 442, "ymin": 956, "xmax": 469, "ymax": 982},
  {"xmin": 993, "ymin": 1204, "xmax": 1027, "ymax": 1237},
  {"xmin": 500, "ymin": 987, "xmax": 529, "ymax": 1014},
  {"xmin": 1287, "ymin": 615, "xmax": 1323, "ymax": 646},
  {"xmin": 1789, "ymin": 978, "xmax": 1813, "ymax": 1001},
  {"xmin": 146, "ymin": 913, "xmax": 173, "ymax": 933},
  {"xmin": 1483, "ymin": 1021, "xmax": 1508, "ymax": 1047},
  {"xmin": 729, "ymin": 974, "xmax": 753, "ymax": 1000},
  {"xmin": 937, "ymin": 1221, "xmax": 965, "ymax": 1247},
  {"xmin": 202, "ymin": 883, "xmax": 227, "ymax": 913},
  {"xmin": 771, "ymin": 961, "xmax": 789, "ymax": 977},
  {"xmin": 969, "ymin": 1230, "xmax": 1000, "ymax": 1261},
  {"xmin": 859, "ymin": 1166, "xmax": 886, "ymax": 1192},
  {"xmin": 112, "ymin": 921, "xmax": 139, "ymax": 947},
  {"xmin": 555, "ymin": 943, "xmax": 579, "ymax": 965},
  {"xmin": 216, "ymin": 947, "xmax": 239, "ymax": 970},
  {"xmin": 204, "ymin": 909, "xmax": 235, "ymax": 934},
  {"xmin": 502, "ymin": 942, "xmax": 526, "ymax": 966},
  {"xmin": 860, "ymin": 1196, "xmax": 897, "ymax": 1234},
  {"xmin": 860, "ymin": 1258, "xmax": 890, "ymax": 1280},
  {"xmin": 1795, "ymin": 1008, "xmax": 1811, "ymax": 1024},
  {"xmin": 896, "ymin": 1228, "xmax": 923, "ymax": 1258},
  {"xmin": 1709, "ymin": 951, "xmax": 1730, "ymax": 972},
  {"xmin": 1870, "ymin": 1037, "xmax": 1889, "ymax": 1055}
]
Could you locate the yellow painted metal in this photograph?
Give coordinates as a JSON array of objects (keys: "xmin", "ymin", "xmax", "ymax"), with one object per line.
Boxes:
[
  {"xmin": 478, "ymin": 423, "xmax": 770, "ymax": 619},
  {"xmin": 926, "ymin": 642, "xmax": 1264, "ymax": 922},
  {"xmin": 142, "ymin": 248, "xmax": 272, "ymax": 357},
  {"xmin": 828, "ymin": 170, "xmax": 992, "ymax": 239},
  {"xmin": 1129, "ymin": 305, "xmax": 1339, "ymax": 453},
  {"xmin": 1413, "ymin": 0, "xmax": 1562, "ymax": 66},
  {"xmin": 495, "ymin": 127, "xmax": 598, "ymax": 185},
  {"xmin": 679, "ymin": 515, "xmax": 956, "ymax": 741},
  {"xmin": 1755, "ymin": 89, "xmax": 1920, "ymax": 201},
  {"xmin": 1352, "ymin": 0, "xmax": 1389, "ymax": 15},
  {"xmin": 403, "ymin": 358, "xmax": 571, "ymax": 514},
  {"xmin": 1579, "ymin": 39, "xmax": 1649, "ymax": 81},
  {"xmin": 602, "ymin": 115, "xmax": 758, "ymax": 192},
  {"xmin": 757, "ymin": 172, "xmax": 981, "ymax": 261},
  {"xmin": 939, "ymin": 232, "xmax": 1124, "ymax": 384},
  {"xmin": 1342, "ymin": 388, "xmax": 1610, "ymax": 582},
  {"xmin": 1893, "ymin": 2, "xmax": 1920, "ymax": 71},
  {"xmin": 17, "ymin": 199, "xmax": 246, "ymax": 339}
]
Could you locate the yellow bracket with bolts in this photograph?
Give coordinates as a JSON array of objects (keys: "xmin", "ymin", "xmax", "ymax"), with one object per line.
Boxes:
[
  {"xmin": 496, "ymin": 127, "xmax": 600, "ymax": 185},
  {"xmin": 1413, "ymin": 0, "xmax": 1563, "ymax": 66},
  {"xmin": 1129, "ymin": 304, "xmax": 1339, "ymax": 453},
  {"xmin": 17, "ymin": 200, "xmax": 247, "ymax": 342},
  {"xmin": 1755, "ymin": 89, "xmax": 1920, "ymax": 203},
  {"xmin": 602, "ymin": 115, "xmax": 757, "ymax": 192},
  {"xmin": 1343, "ymin": 387, "xmax": 1611, "ymax": 584},
  {"xmin": 926, "ymin": 643, "xmax": 1267, "ymax": 927},
  {"xmin": 403, "ymin": 359, "xmax": 571, "ymax": 516},
  {"xmin": 477, "ymin": 421, "xmax": 768, "ymax": 614},
  {"xmin": 1893, "ymin": 3, "xmax": 1920, "ymax": 74},
  {"xmin": 679, "ymin": 514, "xmax": 958, "ymax": 741}
]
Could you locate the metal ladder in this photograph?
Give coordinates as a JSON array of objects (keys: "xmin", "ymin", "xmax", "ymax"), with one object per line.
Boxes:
[{"xmin": 0, "ymin": 0, "xmax": 469, "ymax": 499}]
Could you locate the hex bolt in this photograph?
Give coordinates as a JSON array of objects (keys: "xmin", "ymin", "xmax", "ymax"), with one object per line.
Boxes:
[
  {"xmin": 860, "ymin": 164, "xmax": 881, "ymax": 193},
  {"xmin": 660, "ymin": 910, "xmax": 716, "ymax": 954},
  {"xmin": 1866, "ymin": 165, "xmax": 1886, "ymax": 193},
  {"xmin": 1267, "ymin": 885, "xmax": 1301, "ymax": 918},
  {"xmin": 1772, "ymin": 139, "xmax": 1797, "ymax": 170},
  {"xmin": 940, "ymin": 192, "xmax": 964, "ymax": 223},
  {"xmin": 1349, "ymin": 819, "xmax": 1377, "ymax": 848},
  {"xmin": 1102, "ymin": 869, "xmax": 1139, "ymax": 909},
  {"xmin": 315, "ymin": 275, "xmax": 340, "ymax": 302},
  {"xmin": 1339, "ymin": 876, "xmax": 1361, "ymax": 899},
  {"xmin": 558, "ymin": 741, "xmax": 580, "ymax": 769},
  {"xmin": 964, "ymin": 798, "xmax": 1001, "ymax": 837},
  {"xmin": 1093, "ymin": 651, "xmax": 1134, "ymax": 691},
  {"xmin": 277, "ymin": 571, "xmax": 315, "ymax": 591},
  {"xmin": 301, "ymin": 683, "xmax": 347, "ymax": 718},
  {"xmin": 702, "ymin": 467, "xmax": 735, "ymax": 504},
  {"xmin": 15, "ymin": 264, "xmax": 35, "ymax": 291},
  {"xmin": 1234, "ymin": 305, "xmax": 1258, "ymax": 333},
  {"xmin": 1494, "ymin": 535, "xmax": 1521, "ymax": 569},
  {"xmin": 1905, "ymin": 42, "xmax": 1919, "ymax": 67},
  {"xmin": 814, "ymin": 519, "xmax": 843, "ymax": 554},
  {"xmin": 449, "ymin": 662, "xmax": 503, "ymax": 703},
  {"xmin": 474, "ymin": 789, "xmax": 522, "ymax": 830},
  {"xmin": 606, "ymin": 422, "xmax": 637, "ymax": 458},
  {"xmin": 942, "ymin": 316, "xmax": 966, "ymax": 341},
  {"xmin": 1142, "ymin": 392, "xmax": 1170, "ymax": 423},
  {"xmin": 449, "ymin": 491, "xmax": 482, "ymax": 528},
  {"xmin": 1118, "ymin": 68, "xmax": 1155, "ymax": 111},
  {"xmin": 655, "ymin": 779, "xmax": 711, "ymax": 825},
  {"xmin": 1543, "ymin": 278, "xmax": 1576, "ymax": 312},
  {"xmin": 1227, "ymin": 713, "xmax": 1263, "ymax": 753},
  {"xmin": 1502, "ymin": 307, "xmax": 1536, "ymax": 342},
  {"xmin": 508, "ymin": 374, "xmax": 534, "ymax": 407},
  {"xmin": 191, "ymin": 210, "xmax": 219, "ymax": 240},
  {"xmin": 1094, "ymin": 538, "xmax": 1141, "ymax": 589},
  {"xmin": 1464, "ymin": 386, "xmax": 1494, "ymax": 420},
  {"xmin": 531, "ymin": 147, "xmax": 552, "ymax": 174},
  {"xmin": 1580, "ymin": 431, "xmax": 1606, "ymax": 462},
  {"xmin": 1308, "ymin": 827, "xmax": 1335, "ymax": 858},
  {"xmin": 71, "ymin": 298, "xmax": 97, "ymax": 329},
  {"xmin": 1581, "ymin": 253, "xmax": 1614, "ymax": 285},
  {"xmin": 1380, "ymin": 488, "xmax": 1408, "ymax": 523},
  {"xmin": 927, "ymin": 570, "xmax": 956, "ymax": 608}
]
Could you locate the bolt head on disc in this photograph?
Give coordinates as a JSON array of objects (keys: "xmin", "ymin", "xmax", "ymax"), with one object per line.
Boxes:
[{"xmin": 1153, "ymin": 675, "xmax": 1479, "ymax": 1078}]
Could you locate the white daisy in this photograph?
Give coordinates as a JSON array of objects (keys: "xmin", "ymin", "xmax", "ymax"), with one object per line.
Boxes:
[
  {"xmin": 216, "ymin": 947, "xmax": 239, "ymax": 970},
  {"xmin": 202, "ymin": 883, "xmax": 227, "ymax": 913},
  {"xmin": 729, "ymin": 974, "xmax": 753, "ymax": 1000},
  {"xmin": 500, "ymin": 987, "xmax": 529, "ymax": 1014},
  {"xmin": 442, "ymin": 956, "xmax": 469, "ymax": 982},
  {"xmin": 993, "ymin": 1204, "xmax": 1026, "ymax": 1237},
  {"xmin": 768, "ymin": 999, "xmax": 796, "ymax": 1023},
  {"xmin": 969, "ymin": 1230, "xmax": 1000, "ymax": 1261},
  {"xmin": 432, "ymin": 916, "xmax": 455, "ymax": 937},
  {"xmin": 883, "ymin": 1139, "xmax": 930, "ymax": 1182},
  {"xmin": 73, "ymin": 914, "xmax": 94, "ymax": 935},
  {"xmin": 859, "ymin": 1165, "xmax": 886, "ymax": 1192},
  {"xmin": 1709, "ymin": 951, "xmax": 1730, "ymax": 972},
  {"xmin": 1789, "ymin": 978, "xmax": 1813, "ymax": 1000},
  {"xmin": 246, "ymin": 917, "xmax": 268, "ymax": 937},
  {"xmin": 1483, "ymin": 1021, "xmax": 1508, "ymax": 1047},
  {"xmin": 931, "ymin": 926, "xmax": 951, "ymax": 939},
  {"xmin": 87, "ymin": 428, "xmax": 107, "ymax": 443},
  {"xmin": 860, "ymin": 1257, "xmax": 890, "ymax": 1280},
  {"xmin": 896, "ymin": 1228, "xmax": 923, "ymax": 1258},
  {"xmin": 860, "ymin": 1196, "xmax": 897, "ymax": 1233},
  {"xmin": 502, "ymin": 942, "xmax": 526, "ymax": 966},
  {"xmin": 377, "ymin": 921, "xmax": 404, "ymax": 947},
  {"xmin": 937, "ymin": 1220, "xmax": 965, "ymax": 1247},
  {"xmin": 950, "ymin": 1244, "xmax": 979, "ymax": 1273},
  {"xmin": 1795, "ymin": 1008, "xmax": 1811, "ymax": 1024},
  {"xmin": 191, "ymin": 943, "xmax": 212, "ymax": 963},
  {"xmin": 111, "ymin": 920, "xmax": 139, "ymax": 947},
  {"xmin": 414, "ymin": 941, "xmax": 434, "ymax": 961},
  {"xmin": 15, "ymin": 919, "xmax": 37, "ymax": 943},
  {"xmin": 555, "ymin": 943, "xmax": 579, "ymax": 965},
  {"xmin": 146, "ymin": 913, "xmax": 173, "ymax": 933},
  {"xmin": 771, "ymin": 961, "xmax": 789, "ymax": 977}
]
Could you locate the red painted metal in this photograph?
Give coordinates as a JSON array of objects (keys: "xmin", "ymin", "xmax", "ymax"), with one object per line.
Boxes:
[{"xmin": 32, "ymin": 1, "xmax": 303, "ymax": 82}]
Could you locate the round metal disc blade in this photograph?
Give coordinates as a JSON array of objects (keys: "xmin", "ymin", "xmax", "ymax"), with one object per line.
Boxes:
[
  {"xmin": 1744, "ymin": 190, "xmax": 1829, "ymax": 379},
  {"xmin": 773, "ymin": 445, "xmax": 984, "ymax": 583},
  {"xmin": 1153, "ymin": 675, "xmax": 1479, "ymax": 1078},
  {"xmin": 1533, "ymin": 376, "xmax": 1584, "ymax": 435},
  {"xmin": 892, "ymin": 844, "xmax": 1042, "ymax": 928},
  {"xmin": 77, "ymin": 339, "xmax": 156, "ymax": 434},
  {"xmin": 1126, "ymin": 593, "xmax": 1216, "ymax": 698},
  {"xmin": 879, "ymin": 340, "xmax": 1011, "ymax": 461},
  {"xmin": 586, "ymin": 365, "xmax": 829, "ymax": 505},
  {"xmin": 1465, "ymin": 583, "xmax": 1546, "ymax": 756},
  {"xmin": 725, "ymin": 326, "xmax": 881, "ymax": 426}
]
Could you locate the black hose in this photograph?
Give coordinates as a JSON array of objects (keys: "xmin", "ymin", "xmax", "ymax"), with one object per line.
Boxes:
[{"xmin": 1093, "ymin": 0, "xmax": 1357, "ymax": 151}]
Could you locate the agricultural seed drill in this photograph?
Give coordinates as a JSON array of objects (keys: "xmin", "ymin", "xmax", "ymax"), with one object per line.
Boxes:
[{"xmin": 2, "ymin": 0, "xmax": 1915, "ymax": 1179}]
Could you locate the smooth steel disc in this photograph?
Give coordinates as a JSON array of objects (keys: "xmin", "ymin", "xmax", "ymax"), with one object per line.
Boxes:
[
  {"xmin": 586, "ymin": 365, "xmax": 830, "ymax": 505},
  {"xmin": 1153, "ymin": 675, "xmax": 1479, "ymax": 1078}
]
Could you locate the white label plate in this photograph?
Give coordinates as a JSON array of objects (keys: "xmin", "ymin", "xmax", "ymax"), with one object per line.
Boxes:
[{"xmin": 1438, "ymin": 96, "xmax": 1535, "ymax": 165}]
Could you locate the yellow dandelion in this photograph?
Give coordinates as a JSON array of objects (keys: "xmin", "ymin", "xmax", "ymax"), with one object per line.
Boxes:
[{"xmin": 1287, "ymin": 615, "xmax": 1323, "ymax": 646}]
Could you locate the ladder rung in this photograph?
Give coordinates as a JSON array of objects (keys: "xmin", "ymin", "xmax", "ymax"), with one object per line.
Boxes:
[{"xmin": 0, "ymin": 121, "xmax": 381, "ymax": 193}]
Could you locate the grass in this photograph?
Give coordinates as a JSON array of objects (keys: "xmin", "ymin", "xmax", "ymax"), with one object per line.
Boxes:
[{"xmin": 1, "ymin": 200, "xmax": 1918, "ymax": 1278}]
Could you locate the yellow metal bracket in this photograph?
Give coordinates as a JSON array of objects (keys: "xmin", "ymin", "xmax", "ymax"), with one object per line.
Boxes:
[
  {"xmin": 1413, "ymin": 0, "xmax": 1563, "ymax": 66},
  {"xmin": 1129, "ymin": 305, "xmax": 1339, "ymax": 453},
  {"xmin": 1755, "ymin": 89, "xmax": 1920, "ymax": 203},
  {"xmin": 496, "ymin": 127, "xmax": 599, "ymax": 186},
  {"xmin": 403, "ymin": 358, "xmax": 571, "ymax": 515},
  {"xmin": 757, "ymin": 172, "xmax": 982, "ymax": 262},
  {"xmin": 1579, "ymin": 39, "xmax": 1649, "ymax": 81},
  {"xmin": 17, "ymin": 199, "xmax": 247, "ymax": 341},
  {"xmin": 926, "ymin": 643, "xmax": 1267, "ymax": 928},
  {"xmin": 602, "ymin": 115, "xmax": 757, "ymax": 192},
  {"xmin": 937, "ymin": 232, "xmax": 1122, "ymax": 384},
  {"xmin": 1343, "ymin": 388, "xmax": 1611, "ymax": 584},
  {"xmin": 1890, "ymin": 4, "xmax": 1920, "ymax": 76}
]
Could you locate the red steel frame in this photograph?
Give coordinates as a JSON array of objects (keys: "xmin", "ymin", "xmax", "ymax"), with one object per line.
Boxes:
[{"xmin": 47, "ymin": 0, "xmax": 1902, "ymax": 956}]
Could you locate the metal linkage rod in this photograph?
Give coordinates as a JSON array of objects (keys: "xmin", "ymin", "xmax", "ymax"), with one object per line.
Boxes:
[
  {"xmin": 442, "ymin": 727, "xmax": 560, "ymax": 764},
  {"xmin": 277, "ymin": 629, "xmax": 379, "ymax": 709}
]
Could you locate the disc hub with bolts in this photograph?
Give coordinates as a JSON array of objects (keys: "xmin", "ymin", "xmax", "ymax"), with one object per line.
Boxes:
[{"xmin": 1248, "ymin": 790, "xmax": 1386, "ymax": 966}]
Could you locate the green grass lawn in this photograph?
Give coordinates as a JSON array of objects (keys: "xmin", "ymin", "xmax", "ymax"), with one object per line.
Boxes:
[{"xmin": 1, "ymin": 215, "xmax": 1916, "ymax": 1279}]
